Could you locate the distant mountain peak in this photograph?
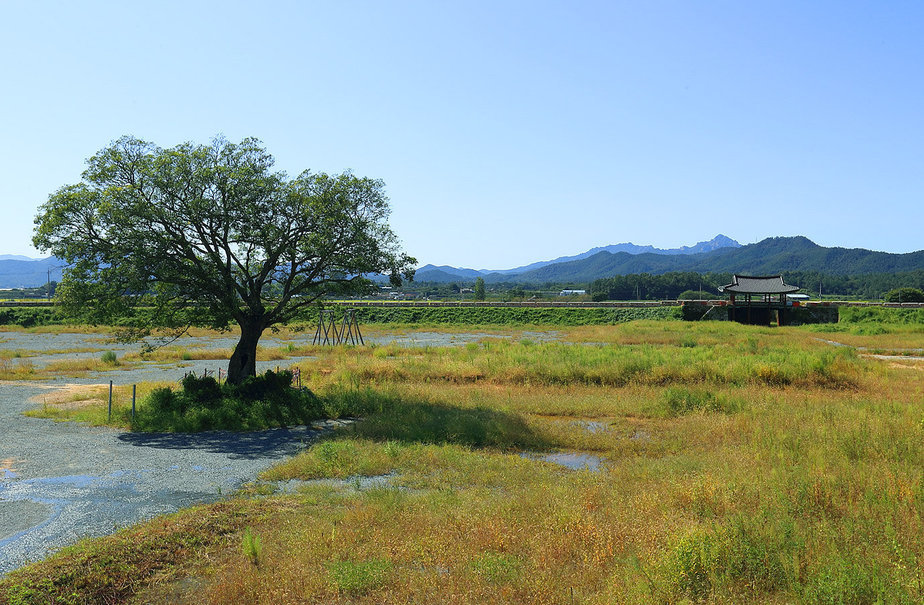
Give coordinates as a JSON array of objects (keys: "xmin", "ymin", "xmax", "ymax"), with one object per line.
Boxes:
[{"xmin": 584, "ymin": 234, "xmax": 741, "ymax": 258}]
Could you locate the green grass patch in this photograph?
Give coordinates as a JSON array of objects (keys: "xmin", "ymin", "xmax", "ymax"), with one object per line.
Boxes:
[{"xmin": 327, "ymin": 558, "xmax": 393, "ymax": 594}]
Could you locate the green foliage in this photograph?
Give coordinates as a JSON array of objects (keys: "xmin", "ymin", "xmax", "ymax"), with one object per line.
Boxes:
[
  {"xmin": 678, "ymin": 289, "xmax": 723, "ymax": 300},
  {"xmin": 474, "ymin": 276, "xmax": 486, "ymax": 301},
  {"xmin": 589, "ymin": 267, "xmax": 924, "ymax": 301},
  {"xmin": 0, "ymin": 307, "xmax": 64, "ymax": 327},
  {"xmin": 100, "ymin": 351, "xmax": 118, "ymax": 365},
  {"xmin": 319, "ymin": 384, "xmax": 402, "ymax": 419},
  {"xmin": 662, "ymin": 529, "xmax": 715, "ymax": 601},
  {"xmin": 884, "ymin": 287, "xmax": 924, "ymax": 303},
  {"xmin": 592, "ymin": 272, "xmax": 729, "ymax": 301},
  {"xmin": 131, "ymin": 371, "xmax": 324, "ymax": 432}
]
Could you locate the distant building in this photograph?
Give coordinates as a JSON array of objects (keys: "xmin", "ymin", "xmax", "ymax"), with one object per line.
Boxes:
[
  {"xmin": 559, "ymin": 289, "xmax": 586, "ymax": 296},
  {"xmin": 718, "ymin": 275, "xmax": 800, "ymax": 325}
]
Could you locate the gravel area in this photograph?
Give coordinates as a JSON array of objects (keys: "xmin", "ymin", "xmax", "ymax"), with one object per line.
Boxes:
[{"xmin": 0, "ymin": 331, "xmax": 330, "ymax": 576}]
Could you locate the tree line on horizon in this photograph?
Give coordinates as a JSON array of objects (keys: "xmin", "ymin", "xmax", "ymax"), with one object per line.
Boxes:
[
  {"xmin": 589, "ymin": 270, "xmax": 924, "ymax": 301},
  {"xmin": 404, "ymin": 270, "xmax": 924, "ymax": 301}
]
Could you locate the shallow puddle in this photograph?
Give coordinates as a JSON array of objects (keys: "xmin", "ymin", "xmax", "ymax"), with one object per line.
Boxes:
[
  {"xmin": 521, "ymin": 451, "xmax": 604, "ymax": 471},
  {"xmin": 571, "ymin": 419, "xmax": 610, "ymax": 433},
  {"xmin": 0, "ymin": 500, "xmax": 54, "ymax": 542},
  {"xmin": 270, "ymin": 472, "xmax": 396, "ymax": 494}
]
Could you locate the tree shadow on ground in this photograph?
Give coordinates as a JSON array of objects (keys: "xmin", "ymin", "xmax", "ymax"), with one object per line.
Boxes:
[
  {"xmin": 118, "ymin": 387, "xmax": 552, "ymax": 457},
  {"xmin": 330, "ymin": 390, "xmax": 550, "ymax": 451},
  {"xmin": 117, "ymin": 424, "xmax": 326, "ymax": 460}
]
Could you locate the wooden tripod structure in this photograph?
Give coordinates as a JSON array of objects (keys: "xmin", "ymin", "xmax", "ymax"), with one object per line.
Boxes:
[
  {"xmin": 313, "ymin": 309, "xmax": 340, "ymax": 345},
  {"xmin": 339, "ymin": 309, "xmax": 364, "ymax": 345},
  {"xmin": 313, "ymin": 308, "xmax": 364, "ymax": 346}
]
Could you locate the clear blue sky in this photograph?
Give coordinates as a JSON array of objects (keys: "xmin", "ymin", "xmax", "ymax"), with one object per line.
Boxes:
[{"xmin": 2, "ymin": 1, "xmax": 922, "ymax": 269}]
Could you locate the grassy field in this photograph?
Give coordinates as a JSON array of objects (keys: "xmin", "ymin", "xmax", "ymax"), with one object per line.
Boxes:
[{"xmin": 3, "ymin": 319, "xmax": 924, "ymax": 603}]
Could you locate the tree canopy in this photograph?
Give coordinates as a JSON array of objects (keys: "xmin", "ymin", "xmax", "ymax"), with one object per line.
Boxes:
[
  {"xmin": 884, "ymin": 287, "xmax": 924, "ymax": 303},
  {"xmin": 33, "ymin": 136, "xmax": 415, "ymax": 383},
  {"xmin": 473, "ymin": 277, "xmax": 486, "ymax": 301}
]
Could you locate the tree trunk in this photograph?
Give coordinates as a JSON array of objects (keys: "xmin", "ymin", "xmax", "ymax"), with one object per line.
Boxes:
[{"xmin": 227, "ymin": 319, "xmax": 264, "ymax": 384}]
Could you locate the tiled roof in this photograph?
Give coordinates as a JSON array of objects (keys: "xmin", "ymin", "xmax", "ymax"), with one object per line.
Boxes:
[{"xmin": 719, "ymin": 275, "xmax": 800, "ymax": 294}]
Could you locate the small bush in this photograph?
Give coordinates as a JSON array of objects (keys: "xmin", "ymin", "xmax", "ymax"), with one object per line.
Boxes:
[
  {"xmin": 132, "ymin": 370, "xmax": 323, "ymax": 432},
  {"xmin": 101, "ymin": 351, "xmax": 119, "ymax": 365},
  {"xmin": 181, "ymin": 374, "xmax": 221, "ymax": 407}
]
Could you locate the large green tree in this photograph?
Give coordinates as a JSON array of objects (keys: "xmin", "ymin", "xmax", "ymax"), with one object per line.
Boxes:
[{"xmin": 33, "ymin": 136, "xmax": 415, "ymax": 383}]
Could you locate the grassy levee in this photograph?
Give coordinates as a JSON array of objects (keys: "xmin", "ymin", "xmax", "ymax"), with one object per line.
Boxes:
[
  {"xmin": 0, "ymin": 307, "xmax": 64, "ymax": 328},
  {"xmin": 0, "ymin": 304, "xmax": 680, "ymax": 330},
  {"xmin": 808, "ymin": 306, "xmax": 924, "ymax": 351},
  {"xmin": 335, "ymin": 305, "xmax": 681, "ymax": 326},
  {"xmin": 4, "ymin": 318, "xmax": 924, "ymax": 603}
]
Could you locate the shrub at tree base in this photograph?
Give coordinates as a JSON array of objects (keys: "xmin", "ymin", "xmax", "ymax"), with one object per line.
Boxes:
[{"xmin": 131, "ymin": 371, "xmax": 324, "ymax": 432}]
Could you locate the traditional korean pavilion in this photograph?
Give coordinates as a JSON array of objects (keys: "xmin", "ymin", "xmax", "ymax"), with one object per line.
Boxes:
[{"xmin": 718, "ymin": 275, "xmax": 800, "ymax": 326}]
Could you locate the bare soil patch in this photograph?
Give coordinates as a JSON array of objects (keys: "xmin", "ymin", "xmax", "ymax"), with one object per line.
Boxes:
[{"xmin": 27, "ymin": 383, "xmax": 111, "ymax": 409}]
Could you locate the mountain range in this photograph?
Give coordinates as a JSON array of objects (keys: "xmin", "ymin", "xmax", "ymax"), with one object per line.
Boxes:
[
  {"xmin": 0, "ymin": 257, "xmax": 63, "ymax": 289},
  {"xmin": 413, "ymin": 236, "xmax": 924, "ymax": 284},
  {"xmin": 2, "ymin": 235, "xmax": 923, "ymax": 289},
  {"xmin": 415, "ymin": 235, "xmax": 742, "ymax": 282}
]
